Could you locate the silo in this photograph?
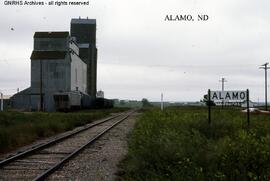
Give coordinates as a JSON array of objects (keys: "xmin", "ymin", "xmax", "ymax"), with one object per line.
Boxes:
[{"xmin": 70, "ymin": 18, "xmax": 97, "ymax": 100}]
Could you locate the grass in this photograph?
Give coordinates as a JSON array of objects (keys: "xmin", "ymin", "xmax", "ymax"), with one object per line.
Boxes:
[
  {"xmin": 120, "ymin": 107, "xmax": 270, "ymax": 181},
  {"xmin": 0, "ymin": 108, "xmax": 129, "ymax": 154}
]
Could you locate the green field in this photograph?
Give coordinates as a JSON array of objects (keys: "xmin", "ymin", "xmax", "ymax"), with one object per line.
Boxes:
[
  {"xmin": 120, "ymin": 107, "xmax": 270, "ymax": 181},
  {"xmin": 0, "ymin": 108, "xmax": 128, "ymax": 154}
]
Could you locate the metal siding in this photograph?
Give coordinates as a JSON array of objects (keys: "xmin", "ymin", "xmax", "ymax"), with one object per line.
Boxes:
[
  {"xmin": 70, "ymin": 53, "xmax": 87, "ymax": 93},
  {"xmin": 30, "ymin": 57, "xmax": 71, "ymax": 111}
]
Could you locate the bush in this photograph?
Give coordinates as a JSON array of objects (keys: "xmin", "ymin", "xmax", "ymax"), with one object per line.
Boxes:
[
  {"xmin": 0, "ymin": 108, "xmax": 127, "ymax": 153},
  {"xmin": 120, "ymin": 107, "xmax": 270, "ymax": 180}
]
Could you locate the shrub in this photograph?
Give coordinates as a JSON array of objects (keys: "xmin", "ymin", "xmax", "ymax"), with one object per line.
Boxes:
[
  {"xmin": 121, "ymin": 107, "xmax": 270, "ymax": 180},
  {"xmin": 0, "ymin": 108, "xmax": 126, "ymax": 153}
]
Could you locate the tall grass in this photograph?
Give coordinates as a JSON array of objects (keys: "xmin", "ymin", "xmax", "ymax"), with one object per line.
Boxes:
[
  {"xmin": 120, "ymin": 107, "xmax": 270, "ymax": 181},
  {"xmin": 0, "ymin": 108, "xmax": 128, "ymax": 153}
]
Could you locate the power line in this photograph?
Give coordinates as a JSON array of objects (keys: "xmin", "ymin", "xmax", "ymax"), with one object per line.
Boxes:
[{"xmin": 259, "ymin": 62, "xmax": 270, "ymax": 111}]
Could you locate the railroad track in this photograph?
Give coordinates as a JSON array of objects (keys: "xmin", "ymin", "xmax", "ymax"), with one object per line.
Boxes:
[{"xmin": 0, "ymin": 110, "xmax": 135, "ymax": 180}]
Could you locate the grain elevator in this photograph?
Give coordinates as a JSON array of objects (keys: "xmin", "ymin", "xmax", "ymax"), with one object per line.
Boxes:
[{"xmin": 10, "ymin": 18, "xmax": 98, "ymax": 112}]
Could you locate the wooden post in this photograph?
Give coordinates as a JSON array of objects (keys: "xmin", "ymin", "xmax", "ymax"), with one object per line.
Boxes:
[
  {"xmin": 247, "ymin": 89, "xmax": 250, "ymax": 126},
  {"xmin": 208, "ymin": 89, "xmax": 211, "ymax": 125}
]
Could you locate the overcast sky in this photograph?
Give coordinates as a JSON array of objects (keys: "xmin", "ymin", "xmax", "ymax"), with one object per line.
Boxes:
[{"xmin": 0, "ymin": 0, "xmax": 270, "ymax": 102}]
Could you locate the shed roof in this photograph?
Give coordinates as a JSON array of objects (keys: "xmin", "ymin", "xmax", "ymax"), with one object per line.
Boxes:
[
  {"xmin": 34, "ymin": 32, "xmax": 69, "ymax": 38},
  {"xmin": 31, "ymin": 51, "xmax": 67, "ymax": 60}
]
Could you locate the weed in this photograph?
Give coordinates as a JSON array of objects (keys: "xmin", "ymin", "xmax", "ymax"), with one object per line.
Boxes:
[
  {"xmin": 0, "ymin": 108, "xmax": 128, "ymax": 153},
  {"xmin": 121, "ymin": 107, "xmax": 270, "ymax": 180}
]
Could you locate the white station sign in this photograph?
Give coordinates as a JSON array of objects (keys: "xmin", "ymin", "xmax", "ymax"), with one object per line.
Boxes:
[{"xmin": 210, "ymin": 91, "xmax": 247, "ymax": 102}]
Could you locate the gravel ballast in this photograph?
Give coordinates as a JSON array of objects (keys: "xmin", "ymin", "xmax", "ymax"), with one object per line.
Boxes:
[{"xmin": 47, "ymin": 113, "xmax": 138, "ymax": 180}]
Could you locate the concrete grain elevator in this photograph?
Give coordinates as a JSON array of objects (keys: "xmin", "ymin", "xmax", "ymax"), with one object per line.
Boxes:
[{"xmin": 70, "ymin": 18, "xmax": 97, "ymax": 101}]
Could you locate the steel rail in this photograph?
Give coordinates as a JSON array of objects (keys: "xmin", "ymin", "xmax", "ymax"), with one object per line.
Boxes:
[
  {"xmin": 33, "ymin": 111, "xmax": 134, "ymax": 181},
  {"xmin": 0, "ymin": 112, "xmax": 125, "ymax": 168}
]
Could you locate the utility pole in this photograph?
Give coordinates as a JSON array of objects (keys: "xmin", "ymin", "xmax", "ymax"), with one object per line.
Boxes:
[
  {"xmin": 161, "ymin": 93, "xmax": 164, "ymax": 111},
  {"xmin": 219, "ymin": 78, "xmax": 227, "ymax": 92},
  {"xmin": 0, "ymin": 91, "xmax": 3, "ymax": 111},
  {"xmin": 219, "ymin": 78, "xmax": 227, "ymax": 108},
  {"xmin": 259, "ymin": 63, "xmax": 270, "ymax": 111}
]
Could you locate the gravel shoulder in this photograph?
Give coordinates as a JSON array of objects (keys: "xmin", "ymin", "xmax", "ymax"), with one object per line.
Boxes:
[{"xmin": 47, "ymin": 112, "xmax": 139, "ymax": 181}]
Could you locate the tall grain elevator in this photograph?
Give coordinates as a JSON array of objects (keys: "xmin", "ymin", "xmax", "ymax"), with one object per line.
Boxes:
[{"xmin": 70, "ymin": 18, "xmax": 97, "ymax": 101}]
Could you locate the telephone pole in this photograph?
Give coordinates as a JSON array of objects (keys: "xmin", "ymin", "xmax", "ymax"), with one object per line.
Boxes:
[
  {"xmin": 259, "ymin": 63, "xmax": 270, "ymax": 111},
  {"xmin": 219, "ymin": 78, "xmax": 227, "ymax": 108},
  {"xmin": 161, "ymin": 93, "xmax": 164, "ymax": 111},
  {"xmin": 219, "ymin": 78, "xmax": 227, "ymax": 91}
]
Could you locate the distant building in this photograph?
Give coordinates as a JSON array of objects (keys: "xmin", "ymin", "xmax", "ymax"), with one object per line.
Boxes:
[
  {"xmin": 96, "ymin": 90, "xmax": 104, "ymax": 98},
  {"xmin": 2, "ymin": 95, "xmax": 11, "ymax": 99},
  {"xmin": 241, "ymin": 100, "xmax": 255, "ymax": 108},
  {"xmin": 1, "ymin": 95, "xmax": 11, "ymax": 110}
]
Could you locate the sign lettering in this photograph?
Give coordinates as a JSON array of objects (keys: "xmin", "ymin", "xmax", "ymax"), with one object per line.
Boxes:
[{"xmin": 210, "ymin": 91, "xmax": 247, "ymax": 102}]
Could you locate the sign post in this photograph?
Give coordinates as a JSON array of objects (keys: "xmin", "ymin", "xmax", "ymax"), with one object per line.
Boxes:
[{"xmin": 208, "ymin": 89, "xmax": 211, "ymax": 125}]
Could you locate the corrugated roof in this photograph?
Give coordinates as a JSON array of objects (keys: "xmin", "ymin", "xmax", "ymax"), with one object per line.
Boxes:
[
  {"xmin": 71, "ymin": 18, "xmax": 96, "ymax": 24},
  {"xmin": 34, "ymin": 32, "xmax": 69, "ymax": 38},
  {"xmin": 31, "ymin": 51, "xmax": 67, "ymax": 60}
]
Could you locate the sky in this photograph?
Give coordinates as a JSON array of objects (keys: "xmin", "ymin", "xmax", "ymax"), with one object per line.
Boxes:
[{"xmin": 0, "ymin": 0, "xmax": 270, "ymax": 102}]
